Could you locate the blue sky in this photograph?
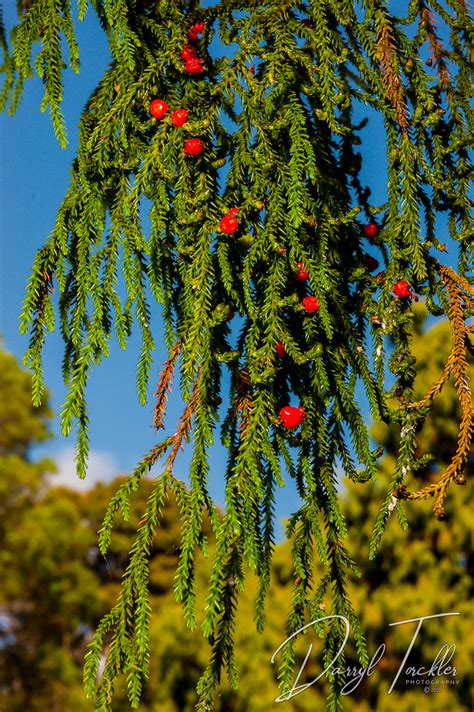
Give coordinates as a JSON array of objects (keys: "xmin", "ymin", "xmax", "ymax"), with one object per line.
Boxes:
[{"xmin": 0, "ymin": 3, "xmax": 458, "ymax": 534}]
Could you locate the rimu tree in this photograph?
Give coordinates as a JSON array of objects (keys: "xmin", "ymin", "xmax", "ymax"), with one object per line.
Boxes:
[{"xmin": 1, "ymin": 1, "xmax": 473, "ymax": 709}]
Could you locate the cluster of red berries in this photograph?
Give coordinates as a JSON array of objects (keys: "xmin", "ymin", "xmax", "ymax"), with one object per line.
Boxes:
[
  {"xmin": 292, "ymin": 261, "xmax": 320, "ymax": 314},
  {"xmin": 362, "ymin": 222, "xmax": 380, "ymax": 272},
  {"xmin": 294, "ymin": 261, "xmax": 309, "ymax": 282},
  {"xmin": 149, "ymin": 99, "xmax": 204, "ymax": 157},
  {"xmin": 187, "ymin": 20, "xmax": 205, "ymax": 43},
  {"xmin": 181, "ymin": 21, "xmax": 206, "ymax": 74},
  {"xmin": 220, "ymin": 208, "xmax": 240, "ymax": 235},
  {"xmin": 276, "ymin": 224, "xmax": 417, "ymax": 429},
  {"xmin": 362, "ymin": 223, "xmax": 418, "ymax": 299},
  {"xmin": 277, "ymin": 261, "xmax": 319, "ymax": 429},
  {"xmin": 150, "ymin": 99, "xmax": 189, "ymax": 127}
]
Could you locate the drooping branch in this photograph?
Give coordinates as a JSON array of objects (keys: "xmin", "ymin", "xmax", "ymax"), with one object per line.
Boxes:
[
  {"xmin": 376, "ymin": 17, "xmax": 410, "ymax": 134},
  {"xmin": 394, "ymin": 266, "xmax": 474, "ymax": 517},
  {"xmin": 3, "ymin": 0, "xmax": 473, "ymax": 709}
]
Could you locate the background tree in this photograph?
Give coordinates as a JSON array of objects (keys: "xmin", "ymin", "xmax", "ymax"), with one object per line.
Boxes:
[
  {"xmin": 1, "ymin": 1, "xmax": 473, "ymax": 710},
  {"xmin": 0, "ymin": 348, "xmax": 220, "ymax": 711},
  {"xmin": 0, "ymin": 347, "xmax": 99, "ymax": 710}
]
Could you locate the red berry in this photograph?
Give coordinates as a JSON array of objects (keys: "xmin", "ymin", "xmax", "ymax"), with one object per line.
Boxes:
[
  {"xmin": 227, "ymin": 208, "xmax": 240, "ymax": 217},
  {"xmin": 294, "ymin": 261, "xmax": 309, "ymax": 282},
  {"xmin": 181, "ymin": 44, "xmax": 198, "ymax": 60},
  {"xmin": 149, "ymin": 98, "xmax": 169, "ymax": 120},
  {"xmin": 185, "ymin": 57, "xmax": 204, "ymax": 75},
  {"xmin": 364, "ymin": 255, "xmax": 379, "ymax": 272},
  {"xmin": 171, "ymin": 109, "xmax": 189, "ymax": 127},
  {"xmin": 279, "ymin": 405, "xmax": 306, "ymax": 429},
  {"xmin": 363, "ymin": 222, "xmax": 379, "ymax": 241},
  {"xmin": 191, "ymin": 21, "xmax": 206, "ymax": 34},
  {"xmin": 184, "ymin": 138, "xmax": 204, "ymax": 156},
  {"xmin": 302, "ymin": 296, "xmax": 320, "ymax": 314},
  {"xmin": 220, "ymin": 215, "xmax": 239, "ymax": 235},
  {"xmin": 187, "ymin": 30, "xmax": 199, "ymax": 43},
  {"xmin": 226, "ymin": 308, "xmax": 235, "ymax": 322},
  {"xmin": 276, "ymin": 342, "xmax": 285, "ymax": 358},
  {"xmin": 393, "ymin": 280, "xmax": 413, "ymax": 299}
]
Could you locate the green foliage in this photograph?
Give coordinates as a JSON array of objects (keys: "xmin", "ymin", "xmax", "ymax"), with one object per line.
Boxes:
[
  {"xmin": 5, "ymin": 0, "xmax": 80, "ymax": 145},
  {"xmin": 2, "ymin": 1, "xmax": 473, "ymax": 709}
]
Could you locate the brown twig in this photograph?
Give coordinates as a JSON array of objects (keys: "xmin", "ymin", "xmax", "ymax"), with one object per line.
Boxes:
[
  {"xmin": 165, "ymin": 371, "xmax": 201, "ymax": 473},
  {"xmin": 376, "ymin": 21, "xmax": 410, "ymax": 134},
  {"xmin": 143, "ymin": 438, "xmax": 175, "ymax": 468},
  {"xmin": 418, "ymin": 2, "xmax": 451, "ymax": 89},
  {"xmin": 153, "ymin": 339, "xmax": 181, "ymax": 430},
  {"xmin": 398, "ymin": 266, "xmax": 473, "ymax": 517},
  {"xmin": 143, "ymin": 365, "xmax": 201, "ymax": 476}
]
